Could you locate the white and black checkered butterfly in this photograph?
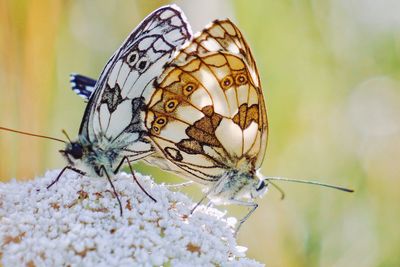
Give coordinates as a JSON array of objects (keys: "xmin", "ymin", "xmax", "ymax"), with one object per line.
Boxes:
[{"xmin": 54, "ymin": 5, "xmax": 192, "ymax": 215}]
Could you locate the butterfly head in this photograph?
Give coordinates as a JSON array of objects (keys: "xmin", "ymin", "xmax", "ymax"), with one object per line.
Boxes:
[
  {"xmin": 231, "ymin": 161, "xmax": 268, "ymax": 200},
  {"xmin": 247, "ymin": 171, "xmax": 268, "ymax": 199},
  {"xmin": 60, "ymin": 142, "xmax": 84, "ymax": 166}
]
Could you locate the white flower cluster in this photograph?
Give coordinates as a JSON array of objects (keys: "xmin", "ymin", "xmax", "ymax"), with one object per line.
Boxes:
[{"xmin": 0, "ymin": 170, "xmax": 263, "ymax": 266}]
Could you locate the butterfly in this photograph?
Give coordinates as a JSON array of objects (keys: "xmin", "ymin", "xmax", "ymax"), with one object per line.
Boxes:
[
  {"xmin": 135, "ymin": 19, "xmax": 267, "ymax": 229},
  {"xmin": 143, "ymin": 19, "xmax": 353, "ymax": 232},
  {"xmin": 51, "ymin": 5, "xmax": 192, "ymax": 215}
]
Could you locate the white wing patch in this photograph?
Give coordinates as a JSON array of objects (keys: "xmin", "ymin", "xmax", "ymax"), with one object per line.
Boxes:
[
  {"xmin": 175, "ymin": 105, "xmax": 205, "ymax": 125},
  {"xmin": 108, "ymin": 60, "xmax": 123, "ymax": 88},
  {"xmin": 215, "ymin": 118, "xmax": 242, "ymax": 157},
  {"xmin": 189, "ymin": 88, "xmax": 213, "ymax": 109},
  {"xmin": 160, "ymin": 120, "xmax": 189, "ymax": 143},
  {"xmin": 243, "ymin": 122, "xmax": 258, "ymax": 154},
  {"xmin": 106, "ymin": 100, "xmax": 132, "ymax": 138},
  {"xmin": 197, "ymin": 67, "xmax": 230, "ymax": 117}
]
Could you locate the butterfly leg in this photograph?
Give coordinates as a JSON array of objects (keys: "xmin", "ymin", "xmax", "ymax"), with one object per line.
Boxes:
[
  {"xmin": 101, "ymin": 166, "xmax": 123, "ymax": 216},
  {"xmin": 47, "ymin": 166, "xmax": 85, "ymax": 189},
  {"xmin": 228, "ymin": 199, "xmax": 258, "ymax": 235},
  {"xmin": 190, "ymin": 191, "xmax": 211, "ymax": 215},
  {"xmin": 116, "ymin": 156, "xmax": 157, "ymax": 202},
  {"xmin": 164, "ymin": 181, "xmax": 193, "ymax": 188}
]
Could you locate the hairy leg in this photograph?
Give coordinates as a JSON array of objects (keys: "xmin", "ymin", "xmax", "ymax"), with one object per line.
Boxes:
[{"xmin": 47, "ymin": 166, "xmax": 85, "ymax": 189}]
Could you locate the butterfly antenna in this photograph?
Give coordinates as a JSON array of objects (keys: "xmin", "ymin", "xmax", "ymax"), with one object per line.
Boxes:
[
  {"xmin": 0, "ymin": 126, "xmax": 66, "ymax": 144},
  {"xmin": 62, "ymin": 129, "xmax": 72, "ymax": 143},
  {"xmin": 263, "ymin": 176, "xmax": 354, "ymax": 193},
  {"xmin": 268, "ymin": 180, "xmax": 286, "ymax": 200}
]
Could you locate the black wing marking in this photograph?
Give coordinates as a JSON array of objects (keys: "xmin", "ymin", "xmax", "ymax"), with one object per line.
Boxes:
[
  {"xmin": 77, "ymin": 5, "xmax": 192, "ymax": 161},
  {"xmin": 70, "ymin": 73, "xmax": 96, "ymax": 101}
]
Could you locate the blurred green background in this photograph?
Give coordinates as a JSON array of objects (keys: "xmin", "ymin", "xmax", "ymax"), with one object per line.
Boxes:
[{"xmin": 1, "ymin": 0, "xmax": 400, "ymax": 266}]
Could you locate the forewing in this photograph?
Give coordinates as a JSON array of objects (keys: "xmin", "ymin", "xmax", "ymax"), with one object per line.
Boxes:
[
  {"xmin": 145, "ymin": 19, "xmax": 268, "ymax": 183},
  {"xmin": 79, "ymin": 5, "xmax": 192, "ymax": 161}
]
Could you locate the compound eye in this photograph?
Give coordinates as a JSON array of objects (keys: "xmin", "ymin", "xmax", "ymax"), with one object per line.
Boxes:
[
  {"xmin": 71, "ymin": 143, "xmax": 83, "ymax": 159},
  {"xmin": 256, "ymin": 180, "xmax": 266, "ymax": 191}
]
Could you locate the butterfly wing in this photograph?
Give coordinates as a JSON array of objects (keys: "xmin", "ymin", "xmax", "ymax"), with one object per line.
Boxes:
[
  {"xmin": 79, "ymin": 5, "xmax": 192, "ymax": 161},
  {"xmin": 70, "ymin": 73, "xmax": 96, "ymax": 101},
  {"xmin": 145, "ymin": 19, "xmax": 268, "ymax": 184}
]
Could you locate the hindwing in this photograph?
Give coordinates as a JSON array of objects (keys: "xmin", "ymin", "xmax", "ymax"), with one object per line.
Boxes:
[{"xmin": 70, "ymin": 73, "xmax": 97, "ymax": 101}]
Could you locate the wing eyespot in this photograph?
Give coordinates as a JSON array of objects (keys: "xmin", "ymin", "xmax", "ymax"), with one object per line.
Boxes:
[
  {"xmin": 235, "ymin": 73, "xmax": 248, "ymax": 85},
  {"xmin": 136, "ymin": 57, "xmax": 150, "ymax": 72},
  {"xmin": 221, "ymin": 76, "xmax": 233, "ymax": 90},
  {"xmin": 155, "ymin": 117, "xmax": 167, "ymax": 126},
  {"xmin": 183, "ymin": 83, "xmax": 197, "ymax": 96},
  {"xmin": 126, "ymin": 51, "xmax": 139, "ymax": 67},
  {"xmin": 152, "ymin": 116, "xmax": 167, "ymax": 135},
  {"xmin": 165, "ymin": 99, "xmax": 179, "ymax": 112},
  {"xmin": 152, "ymin": 126, "xmax": 160, "ymax": 134}
]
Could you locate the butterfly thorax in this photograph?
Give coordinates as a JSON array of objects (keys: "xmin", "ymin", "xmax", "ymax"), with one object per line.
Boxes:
[
  {"xmin": 61, "ymin": 136, "xmax": 124, "ymax": 177},
  {"xmin": 208, "ymin": 168, "xmax": 267, "ymax": 205}
]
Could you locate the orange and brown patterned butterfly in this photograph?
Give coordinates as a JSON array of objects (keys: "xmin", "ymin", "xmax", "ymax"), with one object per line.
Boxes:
[{"xmin": 144, "ymin": 19, "xmax": 353, "ymax": 232}]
